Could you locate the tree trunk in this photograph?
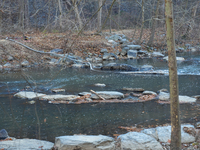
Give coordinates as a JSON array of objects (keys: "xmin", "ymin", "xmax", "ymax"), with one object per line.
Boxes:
[
  {"xmin": 19, "ymin": 0, "xmax": 25, "ymax": 30},
  {"xmin": 147, "ymin": 0, "xmax": 160, "ymax": 46},
  {"xmin": 165, "ymin": 0, "xmax": 181, "ymax": 149},
  {"xmin": 58, "ymin": 0, "xmax": 63, "ymax": 29},
  {"xmin": 97, "ymin": 0, "xmax": 102, "ymax": 32},
  {"xmin": 138, "ymin": 0, "xmax": 144, "ymax": 43},
  {"xmin": 118, "ymin": 0, "xmax": 120, "ymax": 30},
  {"xmin": 72, "ymin": 0, "xmax": 83, "ymax": 30}
]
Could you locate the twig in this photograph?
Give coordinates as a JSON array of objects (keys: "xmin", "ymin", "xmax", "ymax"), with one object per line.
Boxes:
[{"xmin": 90, "ymin": 90, "xmax": 105, "ymax": 100}]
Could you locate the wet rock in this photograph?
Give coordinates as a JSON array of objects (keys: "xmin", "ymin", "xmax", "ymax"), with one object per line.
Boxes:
[
  {"xmin": 101, "ymin": 63, "xmax": 139, "ymax": 71},
  {"xmin": 118, "ymin": 132, "xmax": 163, "ymax": 150},
  {"xmin": 7, "ymin": 56, "xmax": 14, "ymax": 61},
  {"xmin": 78, "ymin": 92, "xmax": 91, "ymax": 96},
  {"xmin": 100, "ymin": 49, "xmax": 108, "ymax": 53},
  {"xmin": 94, "ymin": 83, "xmax": 106, "ymax": 87},
  {"xmin": 163, "ymin": 56, "xmax": 185, "ymax": 61},
  {"xmin": 190, "ymin": 47, "xmax": 197, "ymax": 52},
  {"xmin": 156, "ymin": 125, "xmax": 195, "ymax": 143},
  {"xmin": 51, "ymin": 89, "xmax": 65, "ymax": 93},
  {"xmin": 14, "ymin": 91, "xmax": 46, "ymax": 99},
  {"xmin": 91, "ymin": 91, "xmax": 124, "ymax": 100},
  {"xmin": 193, "ymin": 95, "xmax": 200, "ymax": 101},
  {"xmin": 0, "ymin": 139, "xmax": 54, "ymax": 150},
  {"xmin": 0, "ymin": 129, "xmax": 8, "ymax": 140},
  {"xmin": 158, "ymin": 92, "xmax": 170, "ymax": 101},
  {"xmin": 102, "ymin": 53, "xmax": 110, "ymax": 60},
  {"xmin": 127, "ymin": 50, "xmax": 137, "ymax": 59},
  {"xmin": 140, "ymin": 65, "xmax": 154, "ymax": 71},
  {"xmin": 40, "ymin": 94, "xmax": 80, "ymax": 101},
  {"xmin": 120, "ymin": 47, "xmax": 129, "ymax": 56},
  {"xmin": 179, "ymin": 95, "xmax": 196, "ymax": 103},
  {"xmin": 122, "ymin": 87, "xmax": 144, "ymax": 92},
  {"xmin": 55, "ymin": 135, "xmax": 115, "ymax": 150},
  {"xmin": 151, "ymin": 52, "xmax": 165, "ymax": 57},
  {"xmin": 196, "ymin": 122, "xmax": 200, "ymax": 129},
  {"xmin": 21, "ymin": 60, "xmax": 29, "ymax": 67},
  {"xmin": 143, "ymin": 91, "xmax": 157, "ymax": 95},
  {"xmin": 50, "ymin": 48, "xmax": 63, "ymax": 53},
  {"xmin": 127, "ymin": 45, "xmax": 141, "ymax": 50},
  {"xmin": 3, "ymin": 62, "xmax": 12, "ymax": 68}
]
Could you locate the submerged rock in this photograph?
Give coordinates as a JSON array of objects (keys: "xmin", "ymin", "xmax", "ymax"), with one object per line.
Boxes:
[
  {"xmin": 0, "ymin": 139, "xmax": 54, "ymax": 150},
  {"xmin": 91, "ymin": 91, "xmax": 124, "ymax": 100},
  {"xmin": 118, "ymin": 132, "xmax": 163, "ymax": 150},
  {"xmin": 40, "ymin": 94, "xmax": 80, "ymax": 101},
  {"xmin": 101, "ymin": 63, "xmax": 139, "ymax": 71},
  {"xmin": 55, "ymin": 135, "xmax": 115, "ymax": 150},
  {"xmin": 140, "ymin": 65, "xmax": 154, "ymax": 71},
  {"xmin": 122, "ymin": 87, "xmax": 144, "ymax": 92}
]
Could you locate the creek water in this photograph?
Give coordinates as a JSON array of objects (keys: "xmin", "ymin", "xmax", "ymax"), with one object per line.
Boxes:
[{"xmin": 0, "ymin": 51, "xmax": 200, "ymax": 142}]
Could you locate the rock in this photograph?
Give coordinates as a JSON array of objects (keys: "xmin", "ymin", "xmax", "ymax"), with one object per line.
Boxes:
[
  {"xmin": 94, "ymin": 83, "xmax": 106, "ymax": 87},
  {"xmin": 143, "ymin": 91, "xmax": 157, "ymax": 95},
  {"xmin": 50, "ymin": 48, "xmax": 63, "ymax": 53},
  {"xmin": 100, "ymin": 49, "xmax": 108, "ymax": 53},
  {"xmin": 40, "ymin": 95, "xmax": 80, "ymax": 101},
  {"xmin": 14, "ymin": 91, "xmax": 46, "ymax": 99},
  {"xmin": 93, "ymin": 57, "xmax": 103, "ymax": 63},
  {"xmin": 158, "ymin": 92, "xmax": 170, "ymax": 101},
  {"xmin": 72, "ymin": 63, "xmax": 88, "ymax": 68},
  {"xmin": 185, "ymin": 44, "xmax": 191, "ymax": 48},
  {"xmin": 156, "ymin": 125, "xmax": 196, "ymax": 143},
  {"xmin": 54, "ymin": 135, "xmax": 115, "ymax": 150},
  {"xmin": 101, "ymin": 63, "xmax": 139, "ymax": 71},
  {"xmin": 196, "ymin": 122, "xmax": 200, "ymax": 129},
  {"xmin": 0, "ymin": 129, "xmax": 8, "ymax": 140},
  {"xmin": 109, "ymin": 53, "xmax": 118, "ymax": 59},
  {"xmin": 3, "ymin": 62, "xmax": 12, "ymax": 68},
  {"xmin": 91, "ymin": 91, "xmax": 124, "ymax": 100},
  {"xmin": 49, "ymin": 58, "xmax": 58, "ymax": 65},
  {"xmin": 163, "ymin": 56, "xmax": 185, "ymax": 61},
  {"xmin": 140, "ymin": 65, "xmax": 154, "ymax": 71},
  {"xmin": 120, "ymin": 47, "xmax": 129, "ymax": 56},
  {"xmin": 108, "ymin": 34, "xmax": 122, "ymax": 41},
  {"xmin": 7, "ymin": 56, "xmax": 14, "ymax": 61},
  {"xmin": 103, "ymin": 53, "xmax": 110, "ymax": 60},
  {"xmin": 141, "ymin": 128, "xmax": 158, "ymax": 140},
  {"xmin": 190, "ymin": 47, "xmax": 197, "ymax": 52},
  {"xmin": 21, "ymin": 60, "xmax": 29, "ymax": 67},
  {"xmin": 151, "ymin": 52, "xmax": 165, "ymax": 57},
  {"xmin": 0, "ymin": 139, "xmax": 54, "ymax": 150},
  {"xmin": 127, "ymin": 45, "xmax": 141, "ymax": 50},
  {"xmin": 0, "ymin": 65, "xmax": 2, "ymax": 70},
  {"xmin": 78, "ymin": 92, "xmax": 91, "ymax": 96},
  {"xmin": 122, "ymin": 88, "xmax": 144, "ymax": 92},
  {"xmin": 118, "ymin": 132, "xmax": 163, "ymax": 150},
  {"xmin": 127, "ymin": 50, "xmax": 137, "ymax": 59},
  {"xmin": 119, "ymin": 39, "xmax": 128, "ymax": 44},
  {"xmin": 51, "ymin": 89, "xmax": 65, "ymax": 93}
]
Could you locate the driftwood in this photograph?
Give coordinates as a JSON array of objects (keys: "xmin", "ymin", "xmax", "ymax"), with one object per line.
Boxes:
[{"xmin": 90, "ymin": 90, "xmax": 105, "ymax": 100}]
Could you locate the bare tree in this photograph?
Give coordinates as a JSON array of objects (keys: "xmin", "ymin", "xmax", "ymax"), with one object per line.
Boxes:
[
  {"xmin": 71, "ymin": 0, "xmax": 83, "ymax": 30},
  {"xmin": 165, "ymin": 0, "xmax": 181, "ymax": 149},
  {"xmin": 97, "ymin": 0, "xmax": 102, "ymax": 32}
]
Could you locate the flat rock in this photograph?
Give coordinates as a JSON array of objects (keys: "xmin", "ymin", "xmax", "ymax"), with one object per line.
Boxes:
[
  {"xmin": 156, "ymin": 125, "xmax": 195, "ymax": 143},
  {"xmin": 55, "ymin": 135, "xmax": 115, "ymax": 150},
  {"xmin": 118, "ymin": 132, "xmax": 163, "ymax": 150},
  {"xmin": 122, "ymin": 87, "xmax": 144, "ymax": 92},
  {"xmin": 140, "ymin": 65, "xmax": 154, "ymax": 71},
  {"xmin": 94, "ymin": 83, "xmax": 106, "ymax": 87},
  {"xmin": 0, "ymin": 139, "xmax": 54, "ymax": 150},
  {"xmin": 163, "ymin": 56, "xmax": 185, "ymax": 61},
  {"xmin": 14, "ymin": 91, "xmax": 46, "ymax": 99},
  {"xmin": 40, "ymin": 95, "xmax": 80, "ymax": 101},
  {"xmin": 101, "ymin": 63, "xmax": 139, "ymax": 71},
  {"xmin": 143, "ymin": 91, "xmax": 157, "ymax": 95},
  {"xmin": 127, "ymin": 45, "xmax": 141, "ymax": 50},
  {"xmin": 91, "ymin": 91, "xmax": 124, "ymax": 100},
  {"xmin": 127, "ymin": 50, "xmax": 137, "ymax": 59},
  {"xmin": 151, "ymin": 52, "xmax": 164, "ymax": 57},
  {"xmin": 51, "ymin": 89, "xmax": 65, "ymax": 93}
]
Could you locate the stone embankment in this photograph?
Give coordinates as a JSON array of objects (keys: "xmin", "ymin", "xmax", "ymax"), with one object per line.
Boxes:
[{"xmin": 1, "ymin": 123, "xmax": 200, "ymax": 149}]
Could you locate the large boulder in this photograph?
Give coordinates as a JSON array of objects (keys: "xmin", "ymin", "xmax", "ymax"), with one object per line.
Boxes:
[
  {"xmin": 156, "ymin": 125, "xmax": 196, "ymax": 143},
  {"xmin": 90, "ymin": 91, "xmax": 124, "ymax": 100},
  {"xmin": 118, "ymin": 132, "xmax": 163, "ymax": 150},
  {"xmin": 0, "ymin": 139, "xmax": 54, "ymax": 150},
  {"xmin": 14, "ymin": 91, "xmax": 46, "ymax": 99},
  {"xmin": 54, "ymin": 135, "xmax": 115, "ymax": 150},
  {"xmin": 101, "ymin": 63, "xmax": 139, "ymax": 71},
  {"xmin": 0, "ymin": 129, "xmax": 8, "ymax": 140}
]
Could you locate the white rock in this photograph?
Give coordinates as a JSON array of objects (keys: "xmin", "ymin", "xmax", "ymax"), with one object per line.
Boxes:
[
  {"xmin": 163, "ymin": 56, "xmax": 185, "ymax": 61},
  {"xmin": 156, "ymin": 124, "xmax": 195, "ymax": 143},
  {"xmin": 152, "ymin": 52, "xmax": 164, "ymax": 57},
  {"xmin": 158, "ymin": 92, "xmax": 170, "ymax": 101},
  {"xmin": 94, "ymin": 83, "xmax": 106, "ymax": 87},
  {"xmin": 55, "ymin": 135, "xmax": 115, "ymax": 150},
  {"xmin": 118, "ymin": 132, "xmax": 163, "ymax": 150},
  {"xmin": 0, "ymin": 139, "xmax": 54, "ymax": 150},
  {"xmin": 143, "ymin": 91, "xmax": 157, "ymax": 95},
  {"xmin": 141, "ymin": 128, "xmax": 158, "ymax": 140},
  {"xmin": 127, "ymin": 45, "xmax": 141, "ymax": 50},
  {"xmin": 14, "ymin": 91, "xmax": 46, "ymax": 99},
  {"xmin": 40, "ymin": 94, "xmax": 80, "ymax": 101},
  {"xmin": 91, "ymin": 91, "xmax": 124, "ymax": 100}
]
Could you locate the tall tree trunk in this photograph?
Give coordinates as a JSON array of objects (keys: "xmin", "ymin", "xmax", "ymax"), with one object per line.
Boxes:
[
  {"xmin": 118, "ymin": 0, "xmax": 120, "ymax": 30},
  {"xmin": 138, "ymin": 0, "xmax": 144, "ymax": 43},
  {"xmin": 58, "ymin": 0, "xmax": 63, "ymax": 29},
  {"xmin": 19, "ymin": 0, "xmax": 25, "ymax": 30},
  {"xmin": 165, "ymin": 0, "xmax": 181, "ymax": 149},
  {"xmin": 147, "ymin": 0, "xmax": 160, "ymax": 46},
  {"xmin": 72, "ymin": 0, "xmax": 83, "ymax": 30},
  {"xmin": 97, "ymin": 0, "xmax": 102, "ymax": 32}
]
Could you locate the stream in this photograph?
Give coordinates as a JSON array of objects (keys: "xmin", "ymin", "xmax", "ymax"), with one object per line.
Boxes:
[{"xmin": 0, "ymin": 51, "xmax": 200, "ymax": 142}]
